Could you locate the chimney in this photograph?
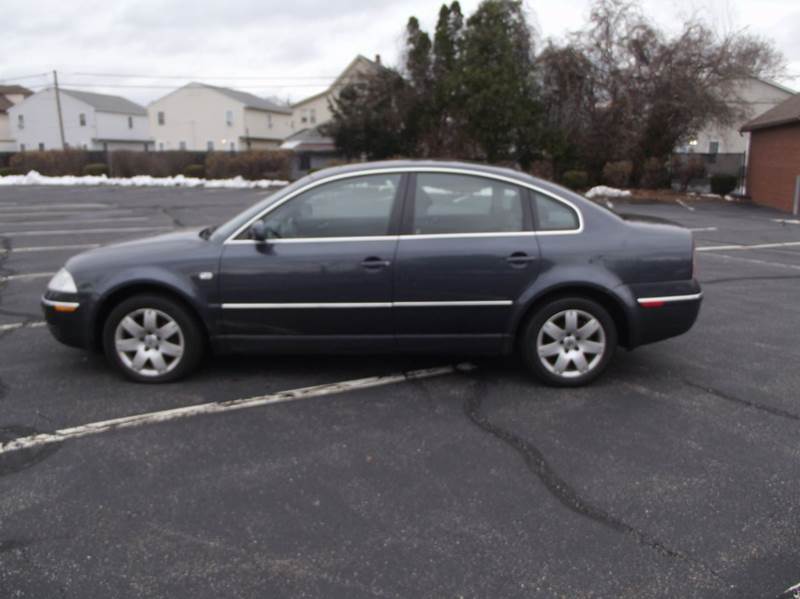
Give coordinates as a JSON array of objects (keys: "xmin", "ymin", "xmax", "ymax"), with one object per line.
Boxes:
[{"xmin": 374, "ymin": 54, "xmax": 381, "ymax": 65}]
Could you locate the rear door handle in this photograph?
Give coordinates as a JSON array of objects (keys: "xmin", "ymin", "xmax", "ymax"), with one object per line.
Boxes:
[
  {"xmin": 361, "ymin": 256, "xmax": 391, "ymax": 269},
  {"xmin": 506, "ymin": 252, "xmax": 537, "ymax": 266}
]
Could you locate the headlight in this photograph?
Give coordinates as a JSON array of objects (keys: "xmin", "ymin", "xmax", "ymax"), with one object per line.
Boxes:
[{"xmin": 47, "ymin": 268, "xmax": 78, "ymax": 293}]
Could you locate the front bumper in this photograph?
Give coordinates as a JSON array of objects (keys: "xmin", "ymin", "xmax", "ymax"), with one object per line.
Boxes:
[{"xmin": 41, "ymin": 293, "xmax": 91, "ymax": 349}]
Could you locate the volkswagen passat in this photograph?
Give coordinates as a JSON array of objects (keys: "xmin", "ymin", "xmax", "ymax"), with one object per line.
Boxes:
[{"xmin": 43, "ymin": 161, "xmax": 702, "ymax": 385}]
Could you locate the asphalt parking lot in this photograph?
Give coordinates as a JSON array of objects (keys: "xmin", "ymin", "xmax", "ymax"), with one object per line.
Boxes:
[{"xmin": 1, "ymin": 185, "xmax": 800, "ymax": 599}]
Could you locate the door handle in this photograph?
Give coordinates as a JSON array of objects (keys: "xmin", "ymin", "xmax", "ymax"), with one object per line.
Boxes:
[
  {"xmin": 361, "ymin": 257, "xmax": 391, "ymax": 269},
  {"xmin": 506, "ymin": 252, "xmax": 537, "ymax": 266}
]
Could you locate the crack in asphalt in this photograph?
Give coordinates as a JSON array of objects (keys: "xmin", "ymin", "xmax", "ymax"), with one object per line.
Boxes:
[
  {"xmin": 159, "ymin": 206, "xmax": 186, "ymax": 228},
  {"xmin": 684, "ymin": 380, "xmax": 800, "ymax": 422},
  {"xmin": 0, "ymin": 426, "xmax": 61, "ymax": 477},
  {"xmin": 461, "ymin": 376, "xmax": 724, "ymax": 584}
]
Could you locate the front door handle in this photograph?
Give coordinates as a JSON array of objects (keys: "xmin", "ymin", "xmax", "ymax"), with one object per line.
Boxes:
[
  {"xmin": 361, "ymin": 256, "xmax": 391, "ymax": 270},
  {"xmin": 506, "ymin": 252, "xmax": 537, "ymax": 267}
]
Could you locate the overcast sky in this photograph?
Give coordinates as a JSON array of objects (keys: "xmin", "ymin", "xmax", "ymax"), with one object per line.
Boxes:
[{"xmin": 1, "ymin": 0, "xmax": 798, "ymax": 106}]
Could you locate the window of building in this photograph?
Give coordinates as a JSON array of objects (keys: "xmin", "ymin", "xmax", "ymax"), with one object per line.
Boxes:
[
  {"xmin": 19, "ymin": 143, "xmax": 25, "ymax": 152},
  {"xmin": 267, "ymin": 113, "xmax": 273, "ymax": 129},
  {"xmin": 179, "ymin": 141, "xmax": 186, "ymax": 150},
  {"xmin": 412, "ymin": 173, "xmax": 525, "ymax": 235},
  {"xmin": 158, "ymin": 142, "xmax": 165, "ymax": 151},
  {"xmin": 533, "ymin": 191, "xmax": 580, "ymax": 231},
  {"xmin": 249, "ymin": 174, "xmax": 401, "ymax": 240},
  {"xmin": 128, "ymin": 116, "xmax": 134, "ymax": 129},
  {"xmin": 229, "ymin": 141, "xmax": 236, "ymax": 152},
  {"xmin": 157, "ymin": 111, "xmax": 165, "ymax": 125},
  {"xmin": 708, "ymin": 141, "xmax": 719, "ymax": 154},
  {"xmin": 301, "ymin": 109, "xmax": 309, "ymax": 124},
  {"xmin": 310, "ymin": 108, "xmax": 316, "ymax": 124},
  {"xmin": 79, "ymin": 113, "xmax": 86, "ymax": 127},
  {"xmin": 225, "ymin": 110, "xmax": 234, "ymax": 126},
  {"xmin": 17, "ymin": 114, "xmax": 24, "ymax": 129},
  {"xmin": 38, "ymin": 143, "xmax": 44, "ymax": 151},
  {"xmin": 207, "ymin": 141, "xmax": 214, "ymax": 151}
]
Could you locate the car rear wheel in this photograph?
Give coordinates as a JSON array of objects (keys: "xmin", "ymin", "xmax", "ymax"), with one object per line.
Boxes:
[
  {"xmin": 521, "ymin": 297, "xmax": 617, "ymax": 387},
  {"xmin": 102, "ymin": 294, "xmax": 204, "ymax": 383}
]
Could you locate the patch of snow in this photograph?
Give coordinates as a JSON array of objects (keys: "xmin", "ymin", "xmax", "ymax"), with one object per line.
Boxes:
[
  {"xmin": 585, "ymin": 185, "xmax": 632, "ymax": 199},
  {"xmin": 701, "ymin": 192, "xmax": 721, "ymax": 198},
  {"xmin": 0, "ymin": 170, "xmax": 289, "ymax": 189}
]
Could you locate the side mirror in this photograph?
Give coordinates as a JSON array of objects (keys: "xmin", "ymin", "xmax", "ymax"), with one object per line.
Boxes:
[{"xmin": 250, "ymin": 221, "xmax": 268, "ymax": 242}]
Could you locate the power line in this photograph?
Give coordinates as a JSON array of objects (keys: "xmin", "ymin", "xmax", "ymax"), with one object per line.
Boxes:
[
  {"xmin": 0, "ymin": 72, "xmax": 50, "ymax": 83},
  {"xmin": 69, "ymin": 71, "xmax": 338, "ymax": 80}
]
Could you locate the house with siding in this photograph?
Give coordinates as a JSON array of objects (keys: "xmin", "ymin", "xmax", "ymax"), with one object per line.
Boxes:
[
  {"xmin": 291, "ymin": 55, "xmax": 382, "ymax": 130},
  {"xmin": 741, "ymin": 94, "xmax": 800, "ymax": 213},
  {"xmin": 8, "ymin": 88, "xmax": 151, "ymax": 152},
  {"xmin": 148, "ymin": 83, "xmax": 292, "ymax": 152},
  {"xmin": 0, "ymin": 85, "xmax": 33, "ymax": 152}
]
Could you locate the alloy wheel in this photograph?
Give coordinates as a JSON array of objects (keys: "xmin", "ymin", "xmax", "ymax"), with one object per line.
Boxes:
[
  {"xmin": 536, "ymin": 309, "xmax": 606, "ymax": 379},
  {"xmin": 114, "ymin": 308, "xmax": 185, "ymax": 377}
]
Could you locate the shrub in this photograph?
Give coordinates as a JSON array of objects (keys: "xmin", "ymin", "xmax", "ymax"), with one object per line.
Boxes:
[
  {"xmin": 561, "ymin": 169, "xmax": 589, "ymax": 190},
  {"xmin": 82, "ymin": 163, "xmax": 108, "ymax": 176},
  {"xmin": 640, "ymin": 157, "xmax": 670, "ymax": 189},
  {"xmin": 183, "ymin": 164, "xmax": 205, "ymax": 178},
  {"xmin": 601, "ymin": 160, "xmax": 633, "ymax": 188},
  {"xmin": 710, "ymin": 174, "xmax": 738, "ymax": 196},
  {"xmin": 9, "ymin": 149, "xmax": 89, "ymax": 176},
  {"xmin": 0, "ymin": 166, "xmax": 18, "ymax": 177},
  {"xmin": 671, "ymin": 155, "xmax": 706, "ymax": 191},
  {"xmin": 529, "ymin": 159, "xmax": 555, "ymax": 181},
  {"xmin": 204, "ymin": 150, "xmax": 292, "ymax": 181},
  {"xmin": 110, "ymin": 150, "xmax": 203, "ymax": 178}
]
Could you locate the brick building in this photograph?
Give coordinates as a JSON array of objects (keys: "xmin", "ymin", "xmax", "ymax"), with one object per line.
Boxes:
[{"xmin": 742, "ymin": 94, "xmax": 800, "ymax": 213}]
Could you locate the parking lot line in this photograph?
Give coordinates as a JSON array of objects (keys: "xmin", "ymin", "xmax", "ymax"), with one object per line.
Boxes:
[
  {"xmin": 700, "ymin": 252, "xmax": 800, "ymax": 272},
  {"xmin": 697, "ymin": 241, "xmax": 800, "ymax": 252},
  {"xmin": 689, "ymin": 227, "xmax": 718, "ymax": 232},
  {"xmin": 0, "ymin": 209, "xmax": 135, "ymax": 219},
  {"xmin": 0, "ymin": 216, "xmax": 149, "ymax": 228},
  {"xmin": 0, "ymin": 272, "xmax": 54, "ymax": 283},
  {"xmin": 0, "ymin": 203, "xmax": 111, "ymax": 211},
  {"xmin": 0, "ymin": 226, "xmax": 173, "ymax": 237},
  {"xmin": 0, "ymin": 243, "xmax": 100, "ymax": 253},
  {"xmin": 676, "ymin": 199, "xmax": 696, "ymax": 212},
  {"xmin": 0, "ymin": 364, "xmax": 472, "ymax": 455},
  {"xmin": 0, "ymin": 321, "xmax": 46, "ymax": 332}
]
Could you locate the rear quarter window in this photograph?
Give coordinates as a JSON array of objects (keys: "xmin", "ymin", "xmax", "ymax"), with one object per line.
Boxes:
[{"xmin": 533, "ymin": 191, "xmax": 580, "ymax": 231}]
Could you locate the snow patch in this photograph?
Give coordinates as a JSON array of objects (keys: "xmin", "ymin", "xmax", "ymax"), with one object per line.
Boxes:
[
  {"xmin": 585, "ymin": 185, "xmax": 632, "ymax": 199},
  {"xmin": 0, "ymin": 170, "xmax": 289, "ymax": 189}
]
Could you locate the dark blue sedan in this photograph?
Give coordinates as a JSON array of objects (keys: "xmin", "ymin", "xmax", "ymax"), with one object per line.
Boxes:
[{"xmin": 42, "ymin": 161, "xmax": 702, "ymax": 385}]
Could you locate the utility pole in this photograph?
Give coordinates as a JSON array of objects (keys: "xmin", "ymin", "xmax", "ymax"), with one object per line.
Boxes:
[{"xmin": 53, "ymin": 70, "xmax": 66, "ymax": 150}]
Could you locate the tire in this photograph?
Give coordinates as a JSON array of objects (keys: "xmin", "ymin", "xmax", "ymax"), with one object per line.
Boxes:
[
  {"xmin": 102, "ymin": 294, "xmax": 204, "ymax": 383},
  {"xmin": 520, "ymin": 296, "xmax": 617, "ymax": 387}
]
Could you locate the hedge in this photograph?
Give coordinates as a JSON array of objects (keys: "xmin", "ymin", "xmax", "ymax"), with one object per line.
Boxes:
[
  {"xmin": 204, "ymin": 150, "xmax": 292, "ymax": 181},
  {"xmin": 561, "ymin": 169, "xmax": 589, "ymax": 191},
  {"xmin": 710, "ymin": 174, "xmax": 737, "ymax": 196}
]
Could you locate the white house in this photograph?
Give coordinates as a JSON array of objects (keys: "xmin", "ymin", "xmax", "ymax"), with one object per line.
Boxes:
[
  {"xmin": 0, "ymin": 85, "xmax": 32, "ymax": 152},
  {"xmin": 291, "ymin": 55, "xmax": 382, "ymax": 130},
  {"xmin": 148, "ymin": 83, "xmax": 293, "ymax": 152},
  {"xmin": 677, "ymin": 77, "xmax": 795, "ymax": 155},
  {"xmin": 8, "ymin": 88, "xmax": 151, "ymax": 152}
]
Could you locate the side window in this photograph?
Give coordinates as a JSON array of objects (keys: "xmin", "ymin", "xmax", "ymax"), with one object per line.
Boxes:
[
  {"xmin": 412, "ymin": 173, "xmax": 524, "ymax": 235},
  {"xmin": 248, "ymin": 174, "xmax": 401, "ymax": 240},
  {"xmin": 533, "ymin": 191, "xmax": 579, "ymax": 231}
]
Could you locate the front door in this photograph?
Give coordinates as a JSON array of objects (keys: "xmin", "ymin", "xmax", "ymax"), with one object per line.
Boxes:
[
  {"xmin": 393, "ymin": 172, "xmax": 540, "ymax": 353},
  {"xmin": 218, "ymin": 173, "xmax": 405, "ymax": 351}
]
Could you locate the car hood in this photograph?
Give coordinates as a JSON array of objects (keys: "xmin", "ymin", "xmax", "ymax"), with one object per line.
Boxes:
[{"xmin": 65, "ymin": 228, "xmax": 215, "ymax": 275}]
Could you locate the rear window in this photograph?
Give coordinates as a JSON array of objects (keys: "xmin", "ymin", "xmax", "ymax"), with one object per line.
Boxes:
[{"xmin": 533, "ymin": 192, "xmax": 580, "ymax": 231}]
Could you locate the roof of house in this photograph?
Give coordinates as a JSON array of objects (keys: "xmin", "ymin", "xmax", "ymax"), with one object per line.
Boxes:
[
  {"xmin": 0, "ymin": 84, "xmax": 33, "ymax": 96},
  {"xmin": 292, "ymin": 54, "xmax": 380, "ymax": 108},
  {"xmin": 741, "ymin": 93, "xmax": 800, "ymax": 132},
  {"xmin": 60, "ymin": 88, "xmax": 147, "ymax": 115},
  {"xmin": 188, "ymin": 82, "xmax": 292, "ymax": 114},
  {"xmin": 0, "ymin": 95, "xmax": 13, "ymax": 114},
  {"xmin": 281, "ymin": 126, "xmax": 335, "ymax": 151}
]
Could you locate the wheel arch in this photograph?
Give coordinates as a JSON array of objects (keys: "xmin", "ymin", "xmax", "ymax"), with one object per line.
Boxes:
[
  {"xmin": 92, "ymin": 282, "xmax": 209, "ymax": 351},
  {"xmin": 511, "ymin": 283, "xmax": 633, "ymax": 351}
]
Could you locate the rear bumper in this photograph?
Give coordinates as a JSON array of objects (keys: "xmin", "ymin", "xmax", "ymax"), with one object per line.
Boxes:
[
  {"xmin": 623, "ymin": 281, "xmax": 703, "ymax": 347},
  {"xmin": 41, "ymin": 294, "xmax": 91, "ymax": 349}
]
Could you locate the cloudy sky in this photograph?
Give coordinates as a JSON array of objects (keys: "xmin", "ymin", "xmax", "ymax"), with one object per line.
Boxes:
[{"xmin": 1, "ymin": 0, "xmax": 798, "ymax": 106}]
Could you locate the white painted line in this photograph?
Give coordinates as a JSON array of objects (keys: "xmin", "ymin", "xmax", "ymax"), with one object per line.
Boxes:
[
  {"xmin": 0, "ymin": 226, "xmax": 173, "ymax": 237},
  {"xmin": 676, "ymin": 199, "xmax": 696, "ymax": 212},
  {"xmin": 0, "ymin": 364, "xmax": 473, "ymax": 455},
  {"xmin": 0, "ymin": 209, "xmax": 134, "ymax": 219},
  {"xmin": 689, "ymin": 227, "xmax": 718, "ymax": 232},
  {"xmin": 0, "ymin": 203, "xmax": 110, "ymax": 211},
  {"xmin": 699, "ymin": 252, "xmax": 800, "ymax": 272},
  {"xmin": 0, "ymin": 243, "xmax": 100, "ymax": 254},
  {"xmin": 0, "ymin": 320, "xmax": 46, "ymax": 333},
  {"xmin": 772, "ymin": 219, "xmax": 800, "ymax": 225},
  {"xmin": 697, "ymin": 240, "xmax": 800, "ymax": 252},
  {"xmin": 0, "ymin": 216, "xmax": 149, "ymax": 228},
  {"xmin": 0, "ymin": 271, "xmax": 54, "ymax": 283}
]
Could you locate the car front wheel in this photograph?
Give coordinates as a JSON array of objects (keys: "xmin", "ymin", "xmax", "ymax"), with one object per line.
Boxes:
[
  {"xmin": 102, "ymin": 294, "xmax": 204, "ymax": 383},
  {"xmin": 521, "ymin": 297, "xmax": 617, "ymax": 387}
]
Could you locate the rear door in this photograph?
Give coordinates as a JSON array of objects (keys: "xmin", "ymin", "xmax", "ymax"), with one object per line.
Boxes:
[
  {"xmin": 218, "ymin": 173, "xmax": 405, "ymax": 351},
  {"xmin": 393, "ymin": 171, "xmax": 541, "ymax": 353}
]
